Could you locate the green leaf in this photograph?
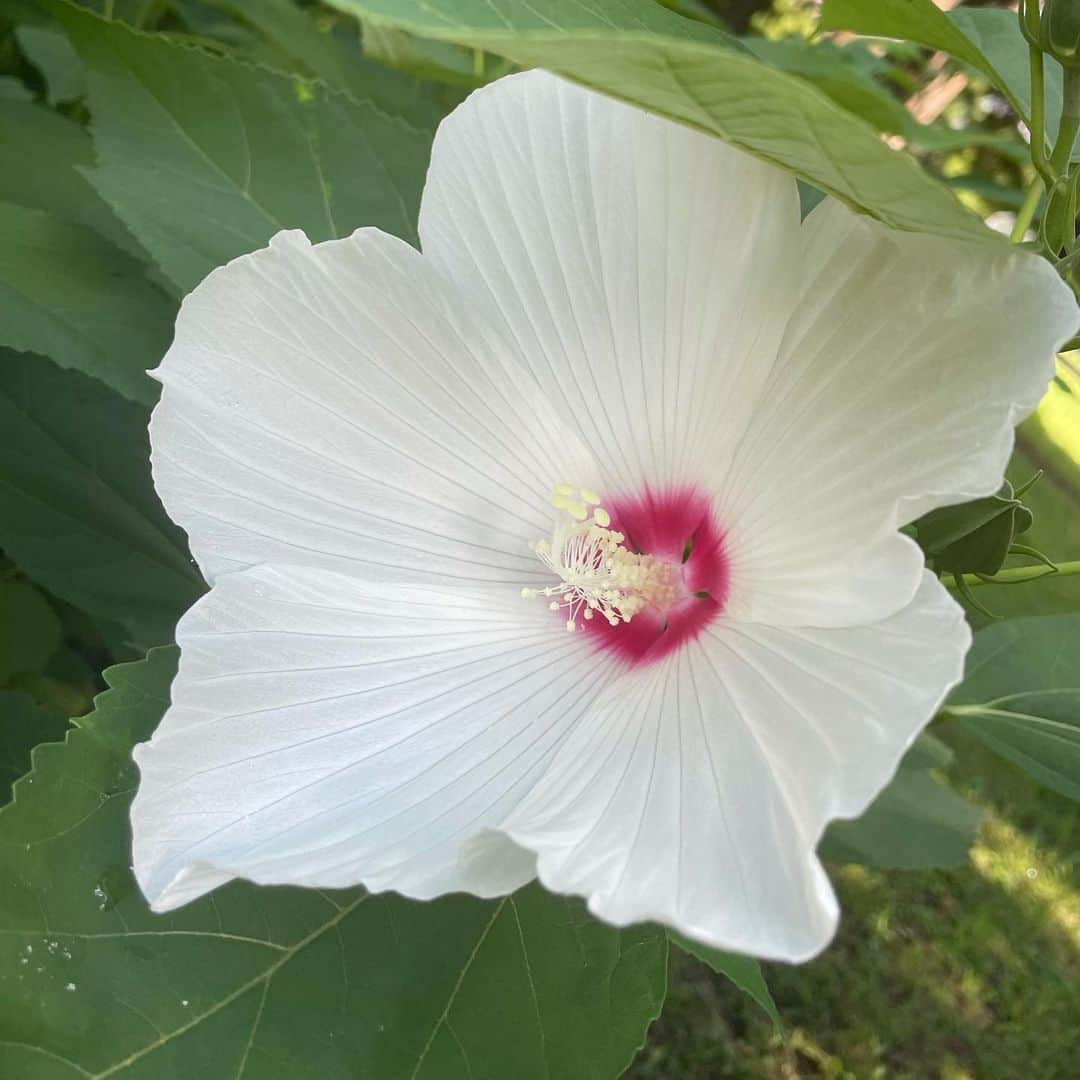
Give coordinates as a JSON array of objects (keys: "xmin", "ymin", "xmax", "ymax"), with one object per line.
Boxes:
[
  {"xmin": 362, "ymin": 21, "xmax": 506, "ymax": 88},
  {"xmin": 205, "ymin": 0, "xmax": 449, "ymax": 130},
  {"xmin": 0, "ymin": 99, "xmax": 143, "ymax": 256},
  {"xmin": 0, "ymin": 350, "xmax": 202, "ymax": 647},
  {"xmin": 0, "ymin": 201, "xmax": 173, "ymax": 404},
  {"xmin": 916, "ymin": 483, "xmax": 1034, "ymax": 577},
  {"xmin": 0, "ymin": 648, "xmax": 667, "ymax": 1079},
  {"xmin": 820, "ymin": 1, "xmax": 1071, "ymax": 148},
  {"xmin": 49, "ymin": 0, "xmax": 433, "ymax": 294},
  {"xmin": 819, "ymin": 734, "xmax": 983, "ymax": 869},
  {"xmin": 742, "ymin": 36, "xmax": 913, "ymax": 136},
  {"xmin": 946, "ymin": 615, "xmax": 1080, "ymax": 801},
  {"xmin": 0, "ymin": 691, "xmax": 67, "ymax": 806},
  {"xmin": 0, "ymin": 77, "xmax": 33, "ymax": 102},
  {"xmin": 819, "ymin": 0, "xmax": 994, "ymax": 84},
  {"xmin": 14, "ymin": 23, "xmax": 85, "ymax": 105},
  {"xmin": 667, "ymin": 931, "xmax": 779, "ymax": 1027},
  {"xmin": 328, "ymin": 0, "xmax": 989, "ymax": 241},
  {"xmin": 949, "ymin": 7, "xmax": 1069, "ymax": 150},
  {"xmin": 0, "ymin": 581, "xmax": 62, "ymax": 684}
]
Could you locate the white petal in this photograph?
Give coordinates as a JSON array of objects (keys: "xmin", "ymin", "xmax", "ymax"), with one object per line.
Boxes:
[
  {"xmin": 150, "ymin": 228, "xmax": 596, "ymax": 589},
  {"xmin": 419, "ymin": 70, "xmax": 803, "ymax": 493},
  {"xmin": 498, "ymin": 572, "xmax": 969, "ymax": 961},
  {"xmin": 132, "ymin": 565, "xmax": 619, "ymax": 911},
  {"xmin": 719, "ymin": 200, "xmax": 1078, "ymax": 626}
]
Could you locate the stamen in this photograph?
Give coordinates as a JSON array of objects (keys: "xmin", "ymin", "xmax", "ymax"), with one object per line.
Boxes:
[{"xmin": 523, "ymin": 485, "xmax": 679, "ymax": 631}]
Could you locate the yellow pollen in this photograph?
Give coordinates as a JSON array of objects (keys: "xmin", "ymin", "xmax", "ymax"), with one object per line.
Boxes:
[{"xmin": 523, "ymin": 485, "xmax": 679, "ymax": 631}]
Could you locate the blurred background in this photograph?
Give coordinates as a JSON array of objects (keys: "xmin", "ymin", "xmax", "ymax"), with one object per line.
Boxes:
[{"xmin": 1, "ymin": 1, "xmax": 1076, "ymax": 1075}]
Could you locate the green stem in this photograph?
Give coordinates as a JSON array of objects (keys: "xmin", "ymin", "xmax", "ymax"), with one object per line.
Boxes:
[
  {"xmin": 1030, "ymin": 45, "xmax": 1054, "ymax": 184},
  {"xmin": 946, "ymin": 559, "xmax": 1080, "ymax": 589},
  {"xmin": 103, "ymin": 0, "xmax": 115, "ymax": 19},
  {"xmin": 1049, "ymin": 68, "xmax": 1080, "ymax": 175},
  {"xmin": 1010, "ymin": 177, "xmax": 1044, "ymax": 241}
]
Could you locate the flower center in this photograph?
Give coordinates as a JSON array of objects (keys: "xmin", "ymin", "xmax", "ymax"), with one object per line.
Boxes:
[{"xmin": 523, "ymin": 485, "xmax": 729, "ymax": 667}]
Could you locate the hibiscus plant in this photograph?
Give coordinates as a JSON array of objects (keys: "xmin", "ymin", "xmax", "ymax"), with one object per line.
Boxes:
[{"xmin": 1, "ymin": 0, "xmax": 1078, "ymax": 1077}]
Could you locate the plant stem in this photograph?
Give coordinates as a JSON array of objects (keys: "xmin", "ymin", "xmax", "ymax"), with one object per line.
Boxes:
[
  {"xmin": 945, "ymin": 559, "xmax": 1080, "ymax": 589},
  {"xmin": 1011, "ymin": 177, "xmax": 1044, "ymax": 241},
  {"xmin": 1030, "ymin": 45, "xmax": 1054, "ymax": 184},
  {"xmin": 1049, "ymin": 68, "xmax": 1080, "ymax": 175}
]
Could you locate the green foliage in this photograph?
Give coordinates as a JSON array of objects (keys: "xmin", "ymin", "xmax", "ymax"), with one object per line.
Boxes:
[
  {"xmin": 968, "ymin": 364, "xmax": 1080, "ymax": 620},
  {"xmin": 329, "ymin": 0, "xmax": 990, "ymax": 240},
  {"xmin": 821, "ymin": 0, "xmax": 1076, "ymax": 158},
  {"xmin": 0, "ymin": 99, "xmax": 142, "ymax": 255},
  {"xmin": 0, "ymin": 582, "xmax": 61, "ymax": 686},
  {"xmin": 201, "ymin": 0, "xmax": 452, "ymax": 129},
  {"xmin": 819, "ymin": 734, "xmax": 984, "ymax": 870},
  {"xmin": 947, "ymin": 615, "xmax": 1080, "ymax": 801},
  {"xmin": 1, "ymin": 691, "xmax": 67, "ymax": 805},
  {"xmin": 0, "ymin": 201, "xmax": 171, "ymax": 403},
  {"xmin": 13, "ymin": 24, "xmax": 84, "ymax": 105},
  {"xmin": 49, "ymin": 0, "xmax": 432, "ymax": 293},
  {"xmin": 0, "ymin": 649, "xmax": 668, "ymax": 1079},
  {"xmin": 666, "ymin": 931, "xmax": 780, "ymax": 1027},
  {"xmin": 0, "ymin": 350, "xmax": 202, "ymax": 647},
  {"xmin": 916, "ymin": 478, "xmax": 1041, "ymax": 577}
]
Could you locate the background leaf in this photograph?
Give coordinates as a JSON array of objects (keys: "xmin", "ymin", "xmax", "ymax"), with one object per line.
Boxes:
[
  {"xmin": 946, "ymin": 615, "xmax": 1080, "ymax": 801},
  {"xmin": 200, "ymin": 0, "xmax": 451, "ymax": 131},
  {"xmin": 0, "ymin": 648, "xmax": 668, "ymax": 1079},
  {"xmin": 328, "ymin": 0, "xmax": 989, "ymax": 240},
  {"xmin": 0, "ymin": 691, "xmax": 67, "ymax": 806},
  {"xmin": 13, "ymin": 23, "xmax": 85, "ymax": 105},
  {"xmin": 666, "ymin": 931, "xmax": 780, "ymax": 1027},
  {"xmin": 50, "ymin": 0, "xmax": 433, "ymax": 293},
  {"xmin": 0, "ymin": 99, "xmax": 143, "ymax": 256},
  {"xmin": 0, "ymin": 350, "xmax": 202, "ymax": 647},
  {"xmin": 0, "ymin": 201, "xmax": 172, "ymax": 403},
  {"xmin": 819, "ymin": 734, "xmax": 983, "ymax": 869},
  {"xmin": 0, "ymin": 582, "xmax": 61, "ymax": 686}
]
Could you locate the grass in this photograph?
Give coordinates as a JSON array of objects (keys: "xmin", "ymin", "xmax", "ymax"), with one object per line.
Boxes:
[{"xmin": 629, "ymin": 733, "xmax": 1079, "ymax": 1079}]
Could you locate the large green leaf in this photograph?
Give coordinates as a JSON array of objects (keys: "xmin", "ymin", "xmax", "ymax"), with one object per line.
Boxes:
[
  {"xmin": 0, "ymin": 99, "xmax": 141, "ymax": 255},
  {"xmin": 0, "ymin": 648, "xmax": 667, "ymax": 1078},
  {"xmin": 819, "ymin": 734, "xmax": 983, "ymax": 869},
  {"xmin": 0, "ymin": 350, "xmax": 202, "ymax": 647},
  {"xmin": 0, "ymin": 691, "xmax": 67, "ymax": 806},
  {"xmin": 49, "ymin": 0, "xmax": 433, "ymax": 293},
  {"xmin": 329, "ymin": 0, "xmax": 989, "ymax": 241},
  {"xmin": 0, "ymin": 201, "xmax": 172, "ymax": 403},
  {"xmin": 667, "ymin": 931, "xmax": 779, "ymax": 1027},
  {"xmin": 945, "ymin": 615, "xmax": 1080, "ymax": 801}
]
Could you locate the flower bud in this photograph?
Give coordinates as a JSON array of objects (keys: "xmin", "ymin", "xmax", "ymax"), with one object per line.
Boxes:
[{"xmin": 1041, "ymin": 0, "xmax": 1080, "ymax": 68}]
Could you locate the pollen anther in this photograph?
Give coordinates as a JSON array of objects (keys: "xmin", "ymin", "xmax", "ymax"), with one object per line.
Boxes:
[{"xmin": 524, "ymin": 485, "xmax": 678, "ymax": 631}]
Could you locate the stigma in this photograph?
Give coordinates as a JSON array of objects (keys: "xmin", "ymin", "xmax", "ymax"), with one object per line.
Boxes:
[{"xmin": 522, "ymin": 485, "xmax": 678, "ymax": 632}]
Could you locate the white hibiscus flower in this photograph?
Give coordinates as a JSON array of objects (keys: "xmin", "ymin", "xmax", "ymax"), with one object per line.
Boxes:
[{"xmin": 131, "ymin": 71, "xmax": 1077, "ymax": 961}]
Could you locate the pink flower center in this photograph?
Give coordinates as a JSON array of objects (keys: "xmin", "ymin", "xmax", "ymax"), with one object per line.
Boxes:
[{"xmin": 584, "ymin": 487, "xmax": 728, "ymax": 668}]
